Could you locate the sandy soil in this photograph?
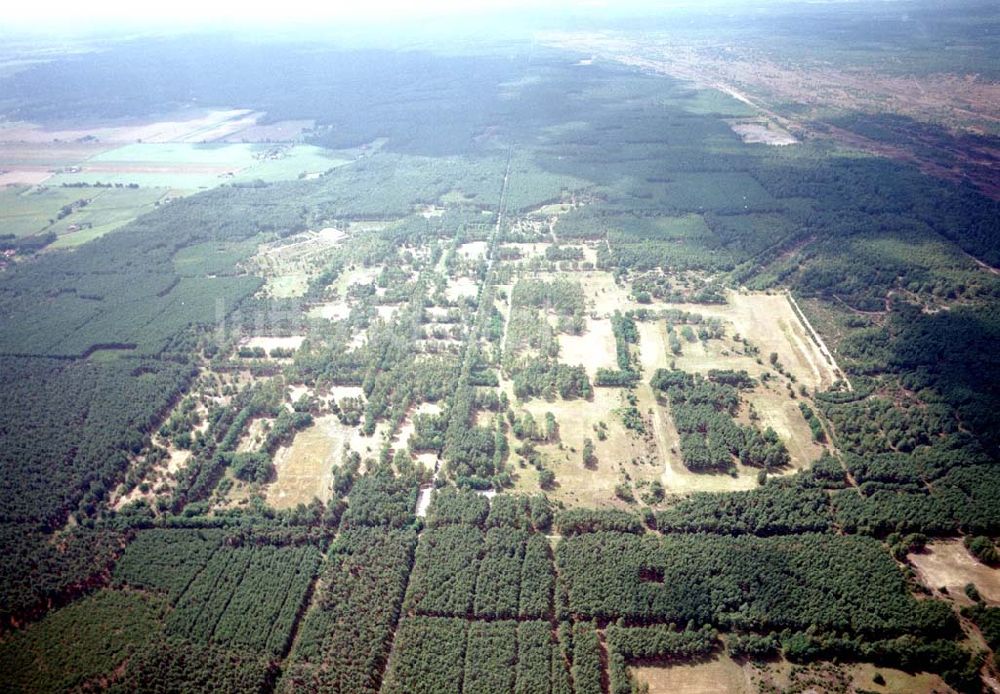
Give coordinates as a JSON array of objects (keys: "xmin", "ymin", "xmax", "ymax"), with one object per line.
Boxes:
[
  {"xmin": 848, "ymin": 663, "xmax": 955, "ymax": 694},
  {"xmin": 457, "ymin": 241, "xmax": 489, "ymax": 261},
  {"xmin": 910, "ymin": 541, "xmax": 1000, "ymax": 606},
  {"xmin": 663, "ymin": 291, "xmax": 841, "ymax": 392},
  {"xmin": 559, "ymin": 318, "xmax": 617, "ymax": 378},
  {"xmin": 0, "ymin": 170, "xmax": 53, "ymax": 186},
  {"xmin": 243, "ymin": 335, "xmax": 305, "ymax": 353},
  {"xmin": 415, "ymin": 486, "xmax": 434, "ymax": 517},
  {"xmin": 392, "ymin": 402, "xmax": 443, "ymax": 450},
  {"xmin": 308, "ymin": 300, "xmax": 350, "ymax": 321},
  {"xmin": 0, "ymin": 109, "xmax": 257, "ymax": 144},
  {"xmin": 728, "ymin": 120, "xmax": 798, "ymax": 146},
  {"xmin": 445, "ymin": 275, "xmax": 479, "ymax": 302},
  {"xmin": 511, "ymin": 388, "xmax": 662, "ymax": 508},
  {"xmin": 221, "ymin": 119, "xmax": 315, "ymax": 143},
  {"xmin": 266, "ymin": 414, "xmax": 387, "ymax": 509},
  {"xmin": 633, "ymin": 656, "xmax": 752, "ymax": 694},
  {"xmin": 236, "ymin": 417, "xmax": 273, "ymax": 453}
]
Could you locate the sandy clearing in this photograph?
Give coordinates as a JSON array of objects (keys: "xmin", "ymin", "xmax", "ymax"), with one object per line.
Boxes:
[
  {"xmin": 445, "ymin": 275, "xmax": 479, "ymax": 302},
  {"xmin": 728, "ymin": 120, "xmax": 798, "ymax": 146},
  {"xmin": 511, "ymin": 388, "xmax": 663, "ymax": 508},
  {"xmin": 266, "ymin": 414, "xmax": 388, "ymax": 509},
  {"xmin": 337, "ymin": 265, "xmax": 379, "ymax": 294},
  {"xmin": 0, "ymin": 170, "xmax": 52, "ymax": 186},
  {"xmin": 910, "ymin": 540, "xmax": 1000, "ymax": 606},
  {"xmin": 847, "ymin": 663, "xmax": 954, "ymax": 694},
  {"xmin": 0, "ymin": 109, "xmax": 257, "ymax": 144},
  {"xmin": 237, "ymin": 417, "xmax": 273, "ymax": 453},
  {"xmin": 221, "ymin": 119, "xmax": 316, "ymax": 143},
  {"xmin": 503, "ymin": 242, "xmax": 551, "ymax": 260},
  {"xmin": 328, "ymin": 385, "xmax": 365, "ymax": 402},
  {"xmin": 392, "ymin": 402, "xmax": 443, "ymax": 450},
  {"xmin": 457, "ymin": 241, "xmax": 489, "ymax": 260},
  {"xmin": 244, "ymin": 335, "xmax": 305, "ymax": 352},
  {"xmin": 743, "ymin": 388, "xmax": 824, "ymax": 469},
  {"xmin": 308, "ymin": 300, "xmax": 350, "ymax": 321},
  {"xmin": 376, "ymin": 305, "xmax": 399, "ymax": 321},
  {"xmin": 415, "ymin": 486, "xmax": 434, "ymax": 517},
  {"xmin": 633, "ymin": 655, "xmax": 752, "ymax": 694},
  {"xmin": 635, "ymin": 317, "xmax": 816, "ymax": 489},
  {"xmin": 559, "ymin": 318, "xmax": 617, "ymax": 378},
  {"xmin": 662, "ymin": 291, "xmax": 839, "ymax": 391}
]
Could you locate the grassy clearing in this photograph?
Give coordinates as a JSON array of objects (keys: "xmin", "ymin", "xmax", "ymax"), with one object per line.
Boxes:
[
  {"xmin": 509, "ymin": 388, "xmax": 662, "ymax": 508},
  {"xmin": 636, "ymin": 308, "xmax": 823, "ymax": 484},
  {"xmin": 559, "ymin": 317, "xmax": 616, "ymax": 378},
  {"xmin": 259, "ymin": 412, "xmax": 389, "ymax": 510},
  {"xmin": 664, "ymin": 291, "xmax": 841, "ymax": 391},
  {"xmin": 909, "ymin": 540, "xmax": 1000, "ymax": 606},
  {"xmin": 632, "ymin": 654, "xmax": 752, "ymax": 694},
  {"xmin": 848, "ymin": 663, "xmax": 955, "ymax": 693},
  {"xmin": 253, "ymin": 227, "xmax": 348, "ymax": 298}
]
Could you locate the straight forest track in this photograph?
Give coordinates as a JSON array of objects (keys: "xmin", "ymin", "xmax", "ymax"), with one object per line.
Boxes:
[{"xmin": 786, "ymin": 290, "xmax": 852, "ymax": 392}]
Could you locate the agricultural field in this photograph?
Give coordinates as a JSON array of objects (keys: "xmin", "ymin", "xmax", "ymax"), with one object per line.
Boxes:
[{"xmin": 2, "ymin": 13, "xmax": 1000, "ymax": 694}]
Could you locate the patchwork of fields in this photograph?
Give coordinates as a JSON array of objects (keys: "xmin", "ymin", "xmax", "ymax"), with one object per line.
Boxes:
[{"xmin": 1, "ymin": 32, "xmax": 998, "ymax": 694}]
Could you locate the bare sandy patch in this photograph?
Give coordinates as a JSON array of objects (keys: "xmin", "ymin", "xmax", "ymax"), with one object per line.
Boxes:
[
  {"xmin": 392, "ymin": 402, "xmax": 443, "ymax": 450},
  {"xmin": 663, "ymin": 291, "xmax": 840, "ymax": 391},
  {"xmin": 583, "ymin": 270, "xmax": 629, "ymax": 316},
  {"xmin": 743, "ymin": 388, "xmax": 824, "ymax": 469},
  {"xmin": 0, "ymin": 109, "xmax": 257, "ymax": 144},
  {"xmin": 910, "ymin": 540, "xmax": 1000, "ymax": 606},
  {"xmin": 376, "ymin": 305, "xmax": 399, "ymax": 321},
  {"xmin": 337, "ymin": 265, "xmax": 379, "ymax": 294},
  {"xmin": 267, "ymin": 412, "xmax": 388, "ymax": 509},
  {"xmin": 503, "ymin": 242, "xmax": 551, "ymax": 260},
  {"xmin": 445, "ymin": 275, "xmax": 479, "ymax": 302},
  {"xmin": 457, "ymin": 241, "xmax": 489, "ymax": 261},
  {"xmin": 327, "ymin": 385, "xmax": 365, "ymax": 402},
  {"xmin": 632, "ymin": 655, "xmax": 752, "ymax": 694},
  {"xmin": 560, "ymin": 318, "xmax": 617, "ymax": 378},
  {"xmin": 847, "ymin": 663, "xmax": 955, "ymax": 694},
  {"xmin": 222, "ymin": 119, "xmax": 315, "ymax": 143},
  {"xmin": 634, "ymin": 318, "xmax": 809, "ymax": 491},
  {"xmin": 0, "ymin": 169, "xmax": 53, "ymax": 186},
  {"xmin": 244, "ymin": 335, "xmax": 305, "ymax": 353},
  {"xmin": 308, "ymin": 300, "xmax": 350, "ymax": 321},
  {"xmin": 237, "ymin": 417, "xmax": 273, "ymax": 453},
  {"xmin": 511, "ymin": 388, "xmax": 662, "ymax": 508},
  {"xmin": 415, "ymin": 486, "xmax": 434, "ymax": 517},
  {"xmin": 728, "ymin": 119, "xmax": 798, "ymax": 146}
]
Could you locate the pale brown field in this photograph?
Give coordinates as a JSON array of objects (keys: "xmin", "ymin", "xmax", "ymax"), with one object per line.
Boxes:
[
  {"xmin": 265, "ymin": 414, "xmax": 388, "ymax": 509},
  {"xmin": 457, "ymin": 241, "xmax": 489, "ymax": 261},
  {"xmin": 662, "ymin": 291, "xmax": 841, "ymax": 392},
  {"xmin": 0, "ymin": 109, "xmax": 257, "ymax": 144},
  {"xmin": 910, "ymin": 540, "xmax": 1000, "ymax": 606},
  {"xmin": 445, "ymin": 275, "xmax": 479, "ymax": 302},
  {"xmin": 728, "ymin": 119, "xmax": 798, "ymax": 146},
  {"xmin": 509, "ymin": 388, "xmax": 662, "ymax": 508},
  {"xmin": 221, "ymin": 119, "xmax": 315, "ymax": 143},
  {"xmin": 559, "ymin": 318, "xmax": 616, "ymax": 378},
  {"xmin": 243, "ymin": 335, "xmax": 306, "ymax": 353},
  {"xmin": 636, "ymin": 311, "xmax": 824, "ymax": 487},
  {"xmin": 848, "ymin": 663, "xmax": 955, "ymax": 694},
  {"xmin": 307, "ymin": 299, "xmax": 350, "ymax": 321},
  {"xmin": 632, "ymin": 655, "xmax": 752, "ymax": 694}
]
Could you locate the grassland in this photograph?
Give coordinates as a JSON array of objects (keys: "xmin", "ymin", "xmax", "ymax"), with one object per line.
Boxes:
[{"xmin": 909, "ymin": 541, "xmax": 1000, "ymax": 606}]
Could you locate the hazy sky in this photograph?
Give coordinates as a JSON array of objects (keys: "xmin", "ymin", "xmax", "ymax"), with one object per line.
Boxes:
[{"xmin": 2, "ymin": 0, "xmax": 621, "ymax": 29}]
